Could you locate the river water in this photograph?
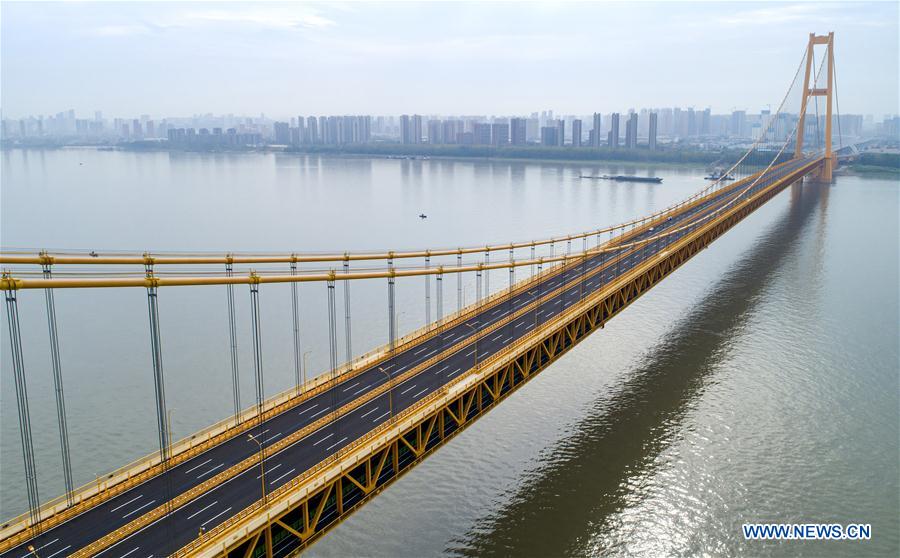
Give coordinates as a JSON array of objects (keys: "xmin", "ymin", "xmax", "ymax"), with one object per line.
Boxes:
[{"xmin": 1, "ymin": 149, "xmax": 897, "ymax": 556}]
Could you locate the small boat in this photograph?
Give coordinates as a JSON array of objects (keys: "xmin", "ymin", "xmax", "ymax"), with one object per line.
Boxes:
[{"xmin": 705, "ymin": 169, "xmax": 735, "ymax": 180}]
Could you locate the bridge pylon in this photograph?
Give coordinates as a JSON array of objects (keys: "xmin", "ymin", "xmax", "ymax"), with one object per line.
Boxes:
[{"xmin": 795, "ymin": 31, "xmax": 835, "ymax": 181}]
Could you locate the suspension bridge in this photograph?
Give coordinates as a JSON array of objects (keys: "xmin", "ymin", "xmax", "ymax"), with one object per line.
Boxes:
[{"xmin": 1, "ymin": 33, "xmax": 842, "ymax": 557}]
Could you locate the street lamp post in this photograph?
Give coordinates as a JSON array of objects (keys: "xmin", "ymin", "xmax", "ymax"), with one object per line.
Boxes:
[
  {"xmin": 247, "ymin": 433, "xmax": 267, "ymax": 505},
  {"xmin": 377, "ymin": 366, "xmax": 393, "ymax": 421}
]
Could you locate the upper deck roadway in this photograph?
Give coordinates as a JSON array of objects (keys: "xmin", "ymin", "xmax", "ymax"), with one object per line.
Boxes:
[{"xmin": 2, "ymin": 156, "xmax": 822, "ymax": 558}]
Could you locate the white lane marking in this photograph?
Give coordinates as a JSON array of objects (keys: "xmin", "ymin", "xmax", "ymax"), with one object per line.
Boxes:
[
  {"xmin": 421, "ymin": 349, "xmax": 438, "ymax": 358},
  {"xmin": 399, "ymin": 384, "xmax": 417, "ymax": 395},
  {"xmin": 264, "ymin": 432, "xmax": 282, "ymax": 443},
  {"xmin": 413, "ymin": 345, "xmax": 429, "ymax": 355},
  {"xmin": 196, "ymin": 463, "xmax": 225, "ymax": 479},
  {"xmin": 360, "ymin": 406, "xmax": 379, "ymax": 419},
  {"xmin": 449, "ymin": 367, "xmax": 461, "ymax": 376},
  {"xmin": 466, "ymin": 349, "xmax": 476, "ymax": 356},
  {"xmin": 553, "ymin": 300, "xmax": 560, "ymax": 305},
  {"xmin": 298, "ymin": 404, "xmax": 319, "ymax": 415},
  {"xmin": 313, "ymin": 433, "xmax": 334, "ymax": 446},
  {"xmin": 492, "ymin": 334, "xmax": 503, "ymax": 341},
  {"xmin": 186, "ymin": 500, "xmax": 218, "ymax": 520},
  {"xmin": 537, "ymin": 310, "xmax": 545, "ymax": 315},
  {"xmin": 182, "ymin": 458, "xmax": 213, "ymax": 475},
  {"xmin": 325, "ymin": 437, "xmax": 348, "ymax": 452},
  {"xmin": 352, "ymin": 383, "xmax": 370, "ymax": 396},
  {"xmin": 435, "ymin": 365, "xmax": 449, "ymax": 375},
  {"xmin": 492, "ymin": 309, "xmax": 501, "ymax": 315},
  {"xmin": 372, "ymin": 411, "xmax": 390, "ymax": 423},
  {"xmin": 201, "ymin": 506, "xmax": 232, "ymax": 527},
  {"xmin": 309, "ymin": 407, "xmax": 329, "ymax": 419},
  {"xmin": 342, "ymin": 381, "xmax": 360, "ymax": 391},
  {"xmin": 270, "ymin": 467, "xmax": 297, "ymax": 485},
  {"xmin": 119, "ymin": 548, "xmax": 141, "ymax": 558},
  {"xmin": 122, "ymin": 499, "xmax": 156, "ymax": 519},
  {"xmin": 503, "ymin": 337, "xmax": 513, "ymax": 343},
  {"xmin": 110, "ymin": 494, "xmax": 143, "ymax": 513},
  {"xmin": 257, "ymin": 462, "xmax": 281, "ymax": 479},
  {"xmin": 413, "ymin": 388, "xmax": 429, "ymax": 398},
  {"xmin": 45, "ymin": 546, "xmax": 72, "ymax": 558},
  {"xmin": 395, "ymin": 365, "xmax": 407, "ymax": 373},
  {"xmin": 515, "ymin": 322, "xmax": 525, "ymax": 328}
]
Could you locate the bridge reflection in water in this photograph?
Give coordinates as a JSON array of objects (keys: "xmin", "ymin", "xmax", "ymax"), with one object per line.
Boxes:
[{"xmin": 450, "ymin": 182, "xmax": 825, "ymax": 558}]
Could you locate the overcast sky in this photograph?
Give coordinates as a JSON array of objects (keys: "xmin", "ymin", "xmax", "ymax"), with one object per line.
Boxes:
[{"xmin": 1, "ymin": 1, "xmax": 897, "ymax": 119}]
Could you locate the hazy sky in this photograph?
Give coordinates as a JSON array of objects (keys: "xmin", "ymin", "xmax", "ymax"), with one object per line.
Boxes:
[{"xmin": 1, "ymin": 1, "xmax": 897, "ymax": 119}]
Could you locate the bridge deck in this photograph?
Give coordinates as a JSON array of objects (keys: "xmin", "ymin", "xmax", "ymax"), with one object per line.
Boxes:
[{"xmin": 1, "ymin": 157, "xmax": 823, "ymax": 558}]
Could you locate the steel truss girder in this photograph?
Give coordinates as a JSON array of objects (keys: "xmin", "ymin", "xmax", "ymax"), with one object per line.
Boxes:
[{"xmin": 210, "ymin": 166, "xmax": 814, "ymax": 558}]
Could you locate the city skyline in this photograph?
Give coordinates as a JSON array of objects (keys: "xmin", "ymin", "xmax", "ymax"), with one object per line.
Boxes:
[{"xmin": 1, "ymin": 2, "xmax": 897, "ymax": 118}]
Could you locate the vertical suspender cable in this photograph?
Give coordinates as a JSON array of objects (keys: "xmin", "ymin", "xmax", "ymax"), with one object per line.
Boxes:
[
  {"xmin": 42, "ymin": 264, "xmax": 74, "ymax": 505},
  {"xmin": 530, "ymin": 244, "xmax": 536, "ymax": 277},
  {"xmin": 5, "ymin": 285, "xmax": 41, "ymax": 527},
  {"xmin": 457, "ymin": 252, "xmax": 462, "ymax": 312},
  {"xmin": 484, "ymin": 250, "xmax": 490, "ymax": 300},
  {"xmin": 249, "ymin": 279, "xmax": 264, "ymax": 422},
  {"xmin": 388, "ymin": 257, "xmax": 396, "ymax": 350},
  {"xmin": 327, "ymin": 277, "xmax": 340, "ymax": 443},
  {"xmin": 342, "ymin": 258, "xmax": 352, "ymax": 368},
  {"xmin": 145, "ymin": 273, "xmax": 169, "ymax": 463},
  {"xmin": 225, "ymin": 261, "xmax": 240, "ymax": 423},
  {"xmin": 424, "ymin": 255, "xmax": 431, "ymax": 325},
  {"xmin": 436, "ymin": 270, "xmax": 443, "ymax": 324},
  {"xmin": 290, "ymin": 260, "xmax": 302, "ymax": 395}
]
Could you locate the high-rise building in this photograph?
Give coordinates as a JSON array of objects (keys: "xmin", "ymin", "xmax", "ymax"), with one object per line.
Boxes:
[
  {"xmin": 510, "ymin": 118, "xmax": 527, "ymax": 145},
  {"xmin": 571, "ymin": 119, "xmax": 582, "ymax": 147},
  {"xmin": 442, "ymin": 120, "xmax": 461, "ymax": 144},
  {"xmin": 555, "ymin": 119, "xmax": 565, "ymax": 146},
  {"xmin": 700, "ymin": 108, "xmax": 711, "ymax": 136},
  {"xmin": 591, "ymin": 112, "xmax": 602, "ymax": 148},
  {"xmin": 608, "ymin": 113, "xmax": 620, "ymax": 148},
  {"xmin": 731, "ymin": 110, "xmax": 747, "ymax": 138},
  {"xmin": 274, "ymin": 121, "xmax": 291, "ymax": 144},
  {"xmin": 306, "ymin": 116, "xmax": 318, "ymax": 143},
  {"xmin": 473, "ymin": 123, "xmax": 491, "ymax": 145},
  {"xmin": 540, "ymin": 126, "xmax": 558, "ymax": 146},
  {"xmin": 491, "ymin": 122, "xmax": 509, "ymax": 146},
  {"xmin": 411, "ymin": 115, "xmax": 422, "ymax": 144},
  {"xmin": 428, "ymin": 120, "xmax": 442, "ymax": 144},
  {"xmin": 625, "ymin": 113, "xmax": 638, "ymax": 148},
  {"xmin": 648, "ymin": 112, "xmax": 658, "ymax": 150},
  {"xmin": 400, "ymin": 115, "xmax": 412, "ymax": 144},
  {"xmin": 132, "ymin": 119, "xmax": 142, "ymax": 139},
  {"xmin": 146, "ymin": 120, "xmax": 155, "ymax": 138}
]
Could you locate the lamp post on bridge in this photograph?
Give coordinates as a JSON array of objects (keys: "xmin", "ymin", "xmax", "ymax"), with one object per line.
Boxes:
[
  {"xmin": 247, "ymin": 433, "xmax": 267, "ymax": 505},
  {"xmin": 377, "ymin": 366, "xmax": 393, "ymax": 421}
]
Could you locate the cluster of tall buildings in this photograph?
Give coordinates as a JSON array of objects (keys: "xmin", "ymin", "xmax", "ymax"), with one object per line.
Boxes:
[
  {"xmin": 399, "ymin": 111, "xmax": 656, "ymax": 150},
  {"xmin": 1, "ymin": 109, "xmax": 887, "ymax": 148},
  {"xmin": 272, "ymin": 115, "xmax": 372, "ymax": 146}
]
